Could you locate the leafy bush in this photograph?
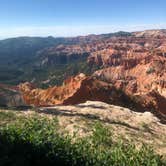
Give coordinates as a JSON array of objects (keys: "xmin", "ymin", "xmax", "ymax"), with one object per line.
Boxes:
[
  {"xmin": 0, "ymin": 117, "xmax": 165, "ymax": 166},
  {"xmin": 146, "ymin": 67, "xmax": 155, "ymax": 74}
]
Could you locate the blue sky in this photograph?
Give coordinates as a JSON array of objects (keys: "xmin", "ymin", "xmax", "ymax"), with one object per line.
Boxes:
[{"xmin": 0, "ymin": 0, "xmax": 165, "ymax": 38}]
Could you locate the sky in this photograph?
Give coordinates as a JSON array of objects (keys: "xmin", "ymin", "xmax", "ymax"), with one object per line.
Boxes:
[{"xmin": 0, "ymin": 0, "xmax": 165, "ymax": 38}]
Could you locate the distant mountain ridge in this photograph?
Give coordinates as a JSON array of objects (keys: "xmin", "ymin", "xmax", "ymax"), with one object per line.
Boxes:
[{"xmin": 0, "ymin": 29, "xmax": 165, "ymax": 68}]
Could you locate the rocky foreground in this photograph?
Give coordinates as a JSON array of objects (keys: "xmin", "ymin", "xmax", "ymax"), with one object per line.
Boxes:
[
  {"xmin": 39, "ymin": 101, "xmax": 166, "ymax": 156},
  {"xmin": 1, "ymin": 101, "xmax": 165, "ymax": 157}
]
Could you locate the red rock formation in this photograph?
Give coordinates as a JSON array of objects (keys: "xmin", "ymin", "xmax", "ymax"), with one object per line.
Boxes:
[
  {"xmin": 17, "ymin": 30, "xmax": 166, "ymax": 117},
  {"xmin": 90, "ymin": 39, "xmax": 166, "ymax": 115},
  {"xmin": 0, "ymin": 84, "xmax": 25, "ymax": 107},
  {"xmin": 19, "ymin": 74, "xmax": 87, "ymax": 106},
  {"xmin": 19, "ymin": 73, "xmax": 132, "ymax": 108}
]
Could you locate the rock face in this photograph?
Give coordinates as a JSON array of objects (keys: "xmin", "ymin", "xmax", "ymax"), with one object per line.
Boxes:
[
  {"xmin": 0, "ymin": 84, "xmax": 25, "ymax": 107},
  {"xmin": 36, "ymin": 32, "xmax": 132, "ymax": 67},
  {"xmin": 90, "ymin": 35, "xmax": 166, "ymax": 115},
  {"xmin": 19, "ymin": 74, "xmax": 131, "ymax": 107},
  {"xmin": 71, "ymin": 30, "xmax": 166, "ymax": 116},
  {"xmin": 37, "ymin": 45, "xmax": 90, "ymax": 66},
  {"xmin": 133, "ymin": 29, "xmax": 166, "ymax": 38},
  {"xmin": 19, "ymin": 74, "xmax": 87, "ymax": 106}
]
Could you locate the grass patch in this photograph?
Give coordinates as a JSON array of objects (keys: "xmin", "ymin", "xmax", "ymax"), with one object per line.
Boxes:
[
  {"xmin": 0, "ymin": 111, "xmax": 16, "ymax": 126},
  {"xmin": 0, "ymin": 111, "xmax": 15, "ymax": 120}
]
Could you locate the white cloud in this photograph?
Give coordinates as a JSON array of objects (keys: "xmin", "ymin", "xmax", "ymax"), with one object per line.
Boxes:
[{"xmin": 0, "ymin": 24, "xmax": 166, "ymax": 39}]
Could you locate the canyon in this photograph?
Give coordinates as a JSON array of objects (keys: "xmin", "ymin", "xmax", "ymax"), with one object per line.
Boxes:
[{"xmin": 0, "ymin": 29, "xmax": 166, "ymax": 121}]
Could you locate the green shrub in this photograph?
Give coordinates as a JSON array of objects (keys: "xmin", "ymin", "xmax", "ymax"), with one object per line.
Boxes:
[
  {"xmin": 0, "ymin": 117, "xmax": 165, "ymax": 166},
  {"xmin": 146, "ymin": 67, "xmax": 155, "ymax": 74},
  {"xmin": 0, "ymin": 111, "xmax": 16, "ymax": 126}
]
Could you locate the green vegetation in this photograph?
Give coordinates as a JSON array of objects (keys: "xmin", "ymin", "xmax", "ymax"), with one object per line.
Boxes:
[
  {"xmin": 0, "ymin": 111, "xmax": 165, "ymax": 166},
  {"xmin": 146, "ymin": 67, "xmax": 155, "ymax": 74},
  {"xmin": 0, "ymin": 36, "xmax": 74, "ymax": 66},
  {"xmin": 0, "ymin": 111, "xmax": 16, "ymax": 126},
  {"xmin": 0, "ymin": 57, "xmax": 99, "ymax": 88},
  {"xmin": 0, "ymin": 36, "xmax": 84, "ymax": 86}
]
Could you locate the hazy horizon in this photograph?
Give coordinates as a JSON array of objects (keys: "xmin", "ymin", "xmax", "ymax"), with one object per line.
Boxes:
[
  {"xmin": 0, "ymin": 0, "xmax": 165, "ymax": 39},
  {"xmin": 0, "ymin": 26, "xmax": 166, "ymax": 40}
]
